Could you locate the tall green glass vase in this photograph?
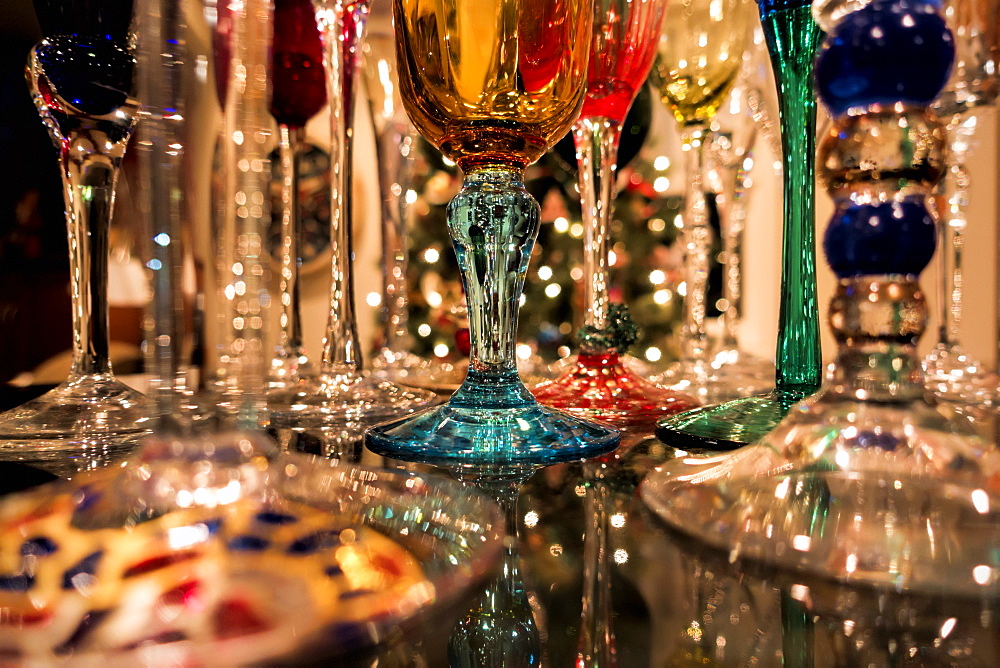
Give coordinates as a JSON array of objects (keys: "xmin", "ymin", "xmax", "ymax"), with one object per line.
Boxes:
[{"xmin": 656, "ymin": 0, "xmax": 823, "ymax": 450}]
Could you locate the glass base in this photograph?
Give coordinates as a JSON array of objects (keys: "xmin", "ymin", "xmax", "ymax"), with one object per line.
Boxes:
[
  {"xmin": 923, "ymin": 342, "xmax": 999, "ymax": 407},
  {"xmin": 365, "ymin": 396, "xmax": 620, "ymax": 470},
  {"xmin": 654, "ymin": 390, "xmax": 807, "ymax": 450},
  {"xmin": 268, "ymin": 369, "xmax": 440, "ymax": 426},
  {"xmin": 531, "ymin": 352, "xmax": 699, "ymax": 429},
  {"xmin": 268, "ymin": 344, "xmax": 317, "ymax": 391},
  {"xmin": 643, "ymin": 392, "xmax": 996, "ymax": 595},
  {"xmin": 652, "ymin": 351, "xmax": 776, "ymax": 405},
  {"xmin": 539, "ymin": 353, "xmax": 654, "ymax": 383},
  {"xmin": 269, "ymin": 419, "xmax": 368, "ymax": 464},
  {"xmin": 0, "ymin": 374, "xmax": 152, "ymax": 476},
  {"xmin": 375, "ymin": 354, "xmax": 468, "ymax": 395}
]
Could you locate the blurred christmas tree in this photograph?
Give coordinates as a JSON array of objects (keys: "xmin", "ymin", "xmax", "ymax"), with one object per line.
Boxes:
[{"xmin": 402, "ymin": 84, "xmax": 716, "ymax": 373}]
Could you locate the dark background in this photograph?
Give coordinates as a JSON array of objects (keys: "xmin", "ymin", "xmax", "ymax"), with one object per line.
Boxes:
[{"xmin": 0, "ymin": 0, "xmax": 71, "ymax": 383}]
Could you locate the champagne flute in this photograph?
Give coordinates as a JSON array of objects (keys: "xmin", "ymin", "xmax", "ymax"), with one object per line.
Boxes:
[
  {"xmin": 531, "ymin": 0, "xmax": 701, "ymax": 430},
  {"xmin": 267, "ymin": 0, "xmax": 327, "ymax": 393},
  {"xmin": 366, "ymin": 0, "xmax": 620, "ymax": 467},
  {"xmin": 921, "ymin": 0, "xmax": 1000, "ymax": 407},
  {"xmin": 655, "ymin": 0, "xmax": 823, "ymax": 449},
  {"xmin": 647, "ymin": 0, "xmax": 755, "ymax": 404},
  {"xmin": 0, "ymin": 3, "xmax": 153, "ymax": 475},
  {"xmin": 268, "ymin": 0, "xmax": 438, "ymax": 435}
]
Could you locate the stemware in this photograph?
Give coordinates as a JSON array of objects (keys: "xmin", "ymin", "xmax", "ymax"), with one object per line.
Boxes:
[
  {"xmin": 363, "ymin": 29, "xmax": 423, "ymax": 382},
  {"xmin": 366, "ymin": 0, "xmax": 620, "ymax": 468},
  {"xmin": 701, "ymin": 73, "xmax": 778, "ymax": 400},
  {"xmin": 646, "ymin": 0, "xmax": 757, "ymax": 405},
  {"xmin": 655, "ymin": 0, "xmax": 823, "ymax": 449},
  {"xmin": 266, "ymin": 0, "xmax": 327, "ymax": 392},
  {"xmin": 362, "ymin": 29, "xmax": 469, "ymax": 394},
  {"xmin": 531, "ymin": 0, "xmax": 699, "ymax": 429},
  {"xmin": 0, "ymin": 3, "xmax": 153, "ymax": 475},
  {"xmin": 267, "ymin": 0, "xmax": 438, "ymax": 436},
  {"xmin": 921, "ymin": 0, "xmax": 1000, "ymax": 407},
  {"xmin": 642, "ymin": 0, "xmax": 1000, "ymax": 594}
]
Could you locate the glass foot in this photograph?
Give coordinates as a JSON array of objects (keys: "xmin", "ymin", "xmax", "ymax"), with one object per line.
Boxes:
[
  {"xmin": 381, "ymin": 357, "xmax": 468, "ymax": 395},
  {"xmin": 0, "ymin": 374, "xmax": 152, "ymax": 476},
  {"xmin": 365, "ymin": 400, "xmax": 620, "ymax": 469},
  {"xmin": 268, "ymin": 370, "xmax": 440, "ymax": 426},
  {"xmin": 654, "ymin": 391, "xmax": 806, "ymax": 450},
  {"xmin": 643, "ymin": 395, "xmax": 997, "ymax": 595},
  {"xmin": 923, "ymin": 342, "xmax": 999, "ymax": 407},
  {"xmin": 531, "ymin": 352, "xmax": 699, "ymax": 429}
]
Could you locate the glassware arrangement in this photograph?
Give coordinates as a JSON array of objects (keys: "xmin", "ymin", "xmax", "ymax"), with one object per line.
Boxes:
[
  {"xmin": 0, "ymin": 3, "xmax": 153, "ymax": 475},
  {"xmin": 267, "ymin": 0, "xmax": 438, "ymax": 437},
  {"xmin": 921, "ymin": 0, "xmax": 1000, "ymax": 407},
  {"xmin": 531, "ymin": 0, "xmax": 700, "ymax": 430},
  {"xmin": 0, "ymin": 1, "xmax": 503, "ymax": 662},
  {"xmin": 654, "ymin": 0, "xmax": 824, "ymax": 449},
  {"xmin": 366, "ymin": 0, "xmax": 621, "ymax": 468},
  {"xmin": 642, "ymin": 0, "xmax": 1000, "ymax": 594},
  {"xmin": 266, "ymin": 0, "xmax": 327, "ymax": 393}
]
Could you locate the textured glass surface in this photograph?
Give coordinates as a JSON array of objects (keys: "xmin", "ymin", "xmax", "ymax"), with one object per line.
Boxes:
[
  {"xmin": 656, "ymin": 1, "xmax": 823, "ymax": 447},
  {"xmin": 0, "ymin": 435, "xmax": 503, "ymax": 661},
  {"xmin": 367, "ymin": 168, "xmax": 618, "ymax": 467}
]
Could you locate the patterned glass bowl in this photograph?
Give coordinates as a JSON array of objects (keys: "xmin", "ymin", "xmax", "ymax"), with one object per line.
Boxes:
[{"xmin": 0, "ymin": 433, "xmax": 503, "ymax": 664}]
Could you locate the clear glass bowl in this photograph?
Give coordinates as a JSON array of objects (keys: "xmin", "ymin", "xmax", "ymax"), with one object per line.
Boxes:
[{"xmin": 0, "ymin": 434, "xmax": 503, "ymax": 663}]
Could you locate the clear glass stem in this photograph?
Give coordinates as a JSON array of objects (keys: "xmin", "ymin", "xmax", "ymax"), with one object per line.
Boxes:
[
  {"xmin": 374, "ymin": 123, "xmax": 415, "ymax": 354},
  {"xmin": 576, "ymin": 475, "xmax": 616, "ymax": 668},
  {"xmin": 937, "ymin": 159, "xmax": 971, "ymax": 348},
  {"xmin": 216, "ymin": 0, "xmax": 274, "ymax": 428},
  {"xmin": 63, "ymin": 153, "xmax": 115, "ymax": 378},
  {"xmin": 275, "ymin": 124, "xmax": 307, "ymax": 358},
  {"xmin": 314, "ymin": 0, "xmax": 371, "ymax": 374},
  {"xmin": 759, "ymin": 2, "xmax": 822, "ymax": 396},
  {"xmin": 575, "ymin": 118, "xmax": 621, "ymax": 332},
  {"xmin": 679, "ymin": 126, "xmax": 712, "ymax": 369},
  {"xmin": 718, "ymin": 158, "xmax": 751, "ymax": 351},
  {"xmin": 136, "ymin": 0, "xmax": 189, "ymax": 427},
  {"xmin": 448, "ymin": 167, "xmax": 539, "ymax": 409}
]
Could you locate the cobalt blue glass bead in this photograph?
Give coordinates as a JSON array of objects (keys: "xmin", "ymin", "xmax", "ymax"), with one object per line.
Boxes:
[
  {"xmin": 824, "ymin": 198, "xmax": 937, "ymax": 277},
  {"xmin": 815, "ymin": 0, "xmax": 954, "ymax": 116}
]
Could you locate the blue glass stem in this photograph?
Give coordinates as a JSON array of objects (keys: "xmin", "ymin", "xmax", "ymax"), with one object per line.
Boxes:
[{"xmin": 448, "ymin": 167, "xmax": 539, "ymax": 409}]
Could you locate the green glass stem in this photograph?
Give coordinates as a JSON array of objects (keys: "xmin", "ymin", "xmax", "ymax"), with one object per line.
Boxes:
[
  {"xmin": 653, "ymin": 0, "xmax": 822, "ymax": 449},
  {"xmin": 761, "ymin": 0, "xmax": 823, "ymax": 397}
]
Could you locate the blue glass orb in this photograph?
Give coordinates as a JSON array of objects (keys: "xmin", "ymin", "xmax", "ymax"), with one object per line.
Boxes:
[
  {"xmin": 816, "ymin": 0, "xmax": 954, "ymax": 117},
  {"xmin": 824, "ymin": 198, "xmax": 936, "ymax": 277}
]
